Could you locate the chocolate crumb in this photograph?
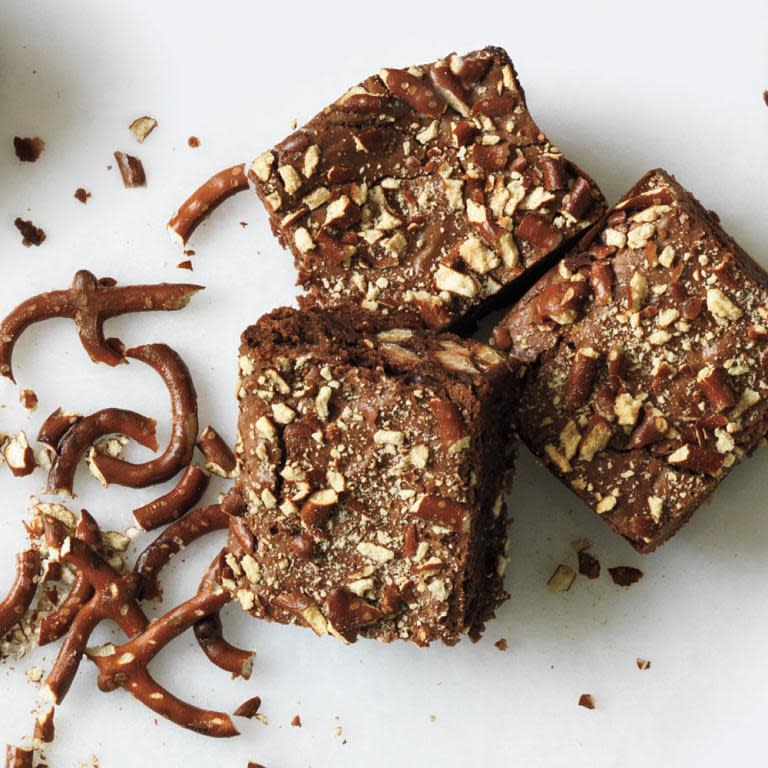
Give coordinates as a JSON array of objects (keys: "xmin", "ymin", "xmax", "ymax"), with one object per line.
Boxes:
[
  {"xmin": 14, "ymin": 217, "xmax": 46, "ymax": 246},
  {"xmin": 187, "ymin": 136, "xmax": 200, "ymax": 148},
  {"xmin": 577, "ymin": 549, "xmax": 601, "ymax": 580},
  {"xmin": 74, "ymin": 187, "xmax": 91, "ymax": 204},
  {"xmin": 578, "ymin": 693, "xmax": 596, "ymax": 710},
  {"xmin": 494, "ymin": 638, "xmax": 508, "ymax": 651},
  {"xmin": 636, "ymin": 658, "xmax": 651, "ymax": 670},
  {"xmin": 608, "ymin": 566, "xmax": 643, "ymax": 587},
  {"xmin": 247, "ymin": 764, "xmax": 267, "ymax": 768},
  {"xmin": 113, "ymin": 151, "xmax": 146, "ymax": 187},
  {"xmin": 290, "ymin": 714, "xmax": 302, "ymax": 727},
  {"xmin": 763, "ymin": 90, "xmax": 768, "ymax": 107},
  {"xmin": 177, "ymin": 260, "xmax": 193, "ymax": 271},
  {"xmin": 233, "ymin": 696, "xmax": 262, "ymax": 719},
  {"xmin": 13, "ymin": 136, "xmax": 45, "ymax": 162},
  {"xmin": 239, "ymin": 221, "xmax": 248, "ymax": 227}
]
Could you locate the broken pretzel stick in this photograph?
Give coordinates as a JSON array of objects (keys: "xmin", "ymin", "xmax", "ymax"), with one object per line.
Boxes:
[
  {"xmin": 0, "ymin": 270, "xmax": 203, "ymax": 382},
  {"xmin": 46, "ymin": 408, "xmax": 158, "ymax": 496},
  {"xmin": 196, "ymin": 425, "xmax": 237, "ymax": 477},
  {"xmin": 89, "ymin": 344, "xmax": 198, "ymax": 488},
  {"xmin": 132, "ymin": 463, "xmax": 210, "ymax": 531},
  {"xmin": 42, "ymin": 517, "xmax": 148, "ymax": 704},
  {"xmin": 87, "ymin": 584, "xmax": 239, "ymax": 737},
  {"xmin": 0, "ymin": 550, "xmax": 40, "ymax": 639},
  {"xmin": 135, "ymin": 502, "xmax": 229, "ymax": 600},
  {"xmin": 194, "ymin": 551, "xmax": 254, "ymax": 679},
  {"xmin": 37, "ymin": 408, "xmax": 82, "ymax": 455},
  {"xmin": 167, "ymin": 163, "xmax": 249, "ymax": 247},
  {"xmin": 5, "ymin": 745, "xmax": 33, "ymax": 768},
  {"xmin": 38, "ymin": 511, "xmax": 101, "ymax": 645}
]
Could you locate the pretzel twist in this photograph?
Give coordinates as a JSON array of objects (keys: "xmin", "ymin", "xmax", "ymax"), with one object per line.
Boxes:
[
  {"xmin": 89, "ymin": 344, "xmax": 199, "ymax": 488},
  {"xmin": 0, "ymin": 270, "xmax": 202, "ymax": 382}
]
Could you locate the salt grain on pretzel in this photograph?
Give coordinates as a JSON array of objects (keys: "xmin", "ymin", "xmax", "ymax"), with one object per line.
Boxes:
[
  {"xmin": 196, "ymin": 425, "xmax": 237, "ymax": 478},
  {"xmin": 87, "ymin": 584, "xmax": 239, "ymax": 737},
  {"xmin": 132, "ymin": 464, "xmax": 210, "ymax": 531},
  {"xmin": 194, "ymin": 551, "xmax": 254, "ymax": 679},
  {"xmin": 46, "ymin": 408, "xmax": 158, "ymax": 496},
  {"xmin": 135, "ymin": 503, "xmax": 229, "ymax": 600},
  {"xmin": 89, "ymin": 344, "xmax": 198, "ymax": 489},
  {"xmin": 0, "ymin": 270, "xmax": 203, "ymax": 382},
  {"xmin": 42, "ymin": 517, "xmax": 148, "ymax": 704},
  {"xmin": 0, "ymin": 550, "xmax": 40, "ymax": 639},
  {"xmin": 167, "ymin": 163, "xmax": 249, "ymax": 247}
]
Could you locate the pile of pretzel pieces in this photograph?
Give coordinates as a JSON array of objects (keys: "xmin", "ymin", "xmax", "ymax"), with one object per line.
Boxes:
[{"xmin": 0, "ymin": 164, "xmax": 264, "ymax": 764}]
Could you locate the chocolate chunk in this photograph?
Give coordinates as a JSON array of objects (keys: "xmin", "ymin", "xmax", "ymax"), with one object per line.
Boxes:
[
  {"xmin": 608, "ymin": 566, "xmax": 643, "ymax": 587},
  {"xmin": 577, "ymin": 549, "xmax": 600, "ymax": 579},
  {"xmin": 13, "ymin": 136, "xmax": 44, "ymax": 162},
  {"xmin": 14, "ymin": 217, "xmax": 46, "ymax": 246}
]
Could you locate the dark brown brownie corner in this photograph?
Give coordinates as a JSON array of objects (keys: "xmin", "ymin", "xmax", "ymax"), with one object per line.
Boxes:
[
  {"xmin": 493, "ymin": 169, "xmax": 768, "ymax": 553},
  {"xmin": 221, "ymin": 306, "xmax": 518, "ymax": 646},
  {"xmin": 249, "ymin": 46, "xmax": 606, "ymax": 332}
]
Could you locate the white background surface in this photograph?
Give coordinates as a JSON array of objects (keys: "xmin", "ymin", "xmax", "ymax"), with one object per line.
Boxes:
[{"xmin": 1, "ymin": 2, "xmax": 767, "ymax": 766}]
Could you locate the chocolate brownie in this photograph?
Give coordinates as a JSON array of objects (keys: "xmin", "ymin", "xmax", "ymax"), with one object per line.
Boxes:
[
  {"xmin": 492, "ymin": 169, "xmax": 768, "ymax": 552},
  {"xmin": 249, "ymin": 46, "xmax": 606, "ymax": 331},
  {"xmin": 221, "ymin": 306, "xmax": 517, "ymax": 645}
]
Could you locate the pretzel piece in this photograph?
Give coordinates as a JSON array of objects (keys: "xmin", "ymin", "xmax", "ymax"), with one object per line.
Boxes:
[
  {"xmin": 194, "ymin": 551, "xmax": 254, "ymax": 679},
  {"xmin": 135, "ymin": 503, "xmax": 229, "ymax": 600},
  {"xmin": 42, "ymin": 517, "xmax": 148, "ymax": 704},
  {"xmin": 167, "ymin": 164, "xmax": 249, "ymax": 247},
  {"xmin": 196, "ymin": 425, "xmax": 237, "ymax": 478},
  {"xmin": 132, "ymin": 464, "xmax": 210, "ymax": 531},
  {"xmin": 87, "ymin": 585, "xmax": 239, "ymax": 738},
  {"xmin": 46, "ymin": 408, "xmax": 158, "ymax": 496},
  {"xmin": 5, "ymin": 745, "xmax": 32, "ymax": 768},
  {"xmin": 0, "ymin": 270, "xmax": 203, "ymax": 382},
  {"xmin": 0, "ymin": 550, "xmax": 40, "ymax": 638},
  {"xmin": 89, "ymin": 344, "xmax": 198, "ymax": 488},
  {"xmin": 37, "ymin": 408, "xmax": 82, "ymax": 454}
]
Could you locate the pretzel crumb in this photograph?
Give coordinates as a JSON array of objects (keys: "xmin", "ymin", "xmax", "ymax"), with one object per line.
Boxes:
[
  {"xmin": 290, "ymin": 714, "xmax": 302, "ymax": 728},
  {"xmin": 14, "ymin": 217, "xmax": 46, "ymax": 247},
  {"xmin": 187, "ymin": 136, "xmax": 200, "ymax": 148},
  {"xmin": 129, "ymin": 116, "xmax": 157, "ymax": 143},
  {"xmin": 494, "ymin": 638, "xmax": 508, "ymax": 651},
  {"xmin": 74, "ymin": 188, "xmax": 91, "ymax": 204},
  {"xmin": 578, "ymin": 693, "xmax": 596, "ymax": 710},
  {"xmin": 636, "ymin": 658, "xmax": 651, "ymax": 670}
]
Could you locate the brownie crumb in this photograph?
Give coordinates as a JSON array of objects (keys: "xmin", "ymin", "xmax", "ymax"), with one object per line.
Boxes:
[
  {"xmin": 74, "ymin": 187, "xmax": 91, "ymax": 204},
  {"xmin": 233, "ymin": 696, "xmax": 261, "ymax": 719},
  {"xmin": 636, "ymin": 658, "xmax": 651, "ymax": 670},
  {"xmin": 14, "ymin": 136, "xmax": 45, "ymax": 162},
  {"xmin": 113, "ymin": 151, "xmax": 146, "ymax": 187},
  {"xmin": 290, "ymin": 714, "xmax": 302, "ymax": 727},
  {"xmin": 494, "ymin": 638, "xmax": 508, "ymax": 651},
  {"xmin": 608, "ymin": 566, "xmax": 643, "ymax": 587},
  {"xmin": 578, "ymin": 693, "xmax": 596, "ymax": 710},
  {"xmin": 14, "ymin": 217, "xmax": 46, "ymax": 246},
  {"xmin": 577, "ymin": 549, "xmax": 601, "ymax": 580},
  {"xmin": 177, "ymin": 260, "xmax": 193, "ymax": 271},
  {"xmin": 187, "ymin": 135, "xmax": 200, "ymax": 148}
]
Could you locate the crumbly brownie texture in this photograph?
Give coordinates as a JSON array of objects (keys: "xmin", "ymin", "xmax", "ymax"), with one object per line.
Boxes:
[
  {"xmin": 223, "ymin": 306, "xmax": 517, "ymax": 646},
  {"xmin": 249, "ymin": 46, "xmax": 606, "ymax": 331},
  {"xmin": 492, "ymin": 169, "xmax": 768, "ymax": 553}
]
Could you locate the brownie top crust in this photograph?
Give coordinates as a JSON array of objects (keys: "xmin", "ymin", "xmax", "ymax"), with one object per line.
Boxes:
[
  {"xmin": 225, "ymin": 306, "xmax": 517, "ymax": 645},
  {"xmin": 250, "ymin": 46, "xmax": 606, "ymax": 331},
  {"xmin": 493, "ymin": 169, "xmax": 768, "ymax": 552}
]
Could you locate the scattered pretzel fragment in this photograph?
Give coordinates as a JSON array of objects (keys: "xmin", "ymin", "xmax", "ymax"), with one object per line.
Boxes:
[
  {"xmin": 41, "ymin": 516, "xmax": 148, "ymax": 704},
  {"xmin": 194, "ymin": 551, "xmax": 254, "ymax": 679},
  {"xmin": 135, "ymin": 503, "xmax": 229, "ymax": 600},
  {"xmin": 132, "ymin": 464, "xmax": 210, "ymax": 530},
  {"xmin": 0, "ymin": 269, "xmax": 203, "ymax": 381},
  {"xmin": 89, "ymin": 344, "xmax": 198, "ymax": 488},
  {"xmin": 578, "ymin": 693, "xmax": 596, "ymax": 710},
  {"xmin": 74, "ymin": 187, "xmax": 91, "ymax": 204},
  {"xmin": 0, "ymin": 550, "xmax": 40, "ymax": 639},
  {"xmin": 14, "ymin": 218, "xmax": 45, "ymax": 247},
  {"xmin": 5, "ymin": 745, "xmax": 33, "ymax": 768},
  {"xmin": 46, "ymin": 408, "xmax": 158, "ymax": 496},
  {"xmin": 3, "ymin": 432, "xmax": 36, "ymax": 477},
  {"xmin": 167, "ymin": 163, "xmax": 249, "ymax": 246},
  {"xmin": 129, "ymin": 116, "xmax": 157, "ymax": 143},
  {"xmin": 13, "ymin": 136, "xmax": 45, "ymax": 162},
  {"xmin": 113, "ymin": 151, "xmax": 146, "ymax": 187},
  {"xmin": 636, "ymin": 658, "xmax": 651, "ymax": 670},
  {"xmin": 37, "ymin": 408, "xmax": 82, "ymax": 454},
  {"xmin": 196, "ymin": 425, "xmax": 237, "ymax": 477},
  {"xmin": 33, "ymin": 706, "xmax": 55, "ymax": 743},
  {"xmin": 87, "ymin": 584, "xmax": 239, "ymax": 737},
  {"xmin": 547, "ymin": 563, "xmax": 576, "ymax": 592}
]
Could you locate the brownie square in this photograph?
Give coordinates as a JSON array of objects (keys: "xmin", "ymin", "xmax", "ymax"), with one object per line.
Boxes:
[
  {"xmin": 249, "ymin": 46, "xmax": 606, "ymax": 331},
  {"xmin": 492, "ymin": 169, "xmax": 768, "ymax": 552},
  {"xmin": 223, "ymin": 306, "xmax": 517, "ymax": 645}
]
